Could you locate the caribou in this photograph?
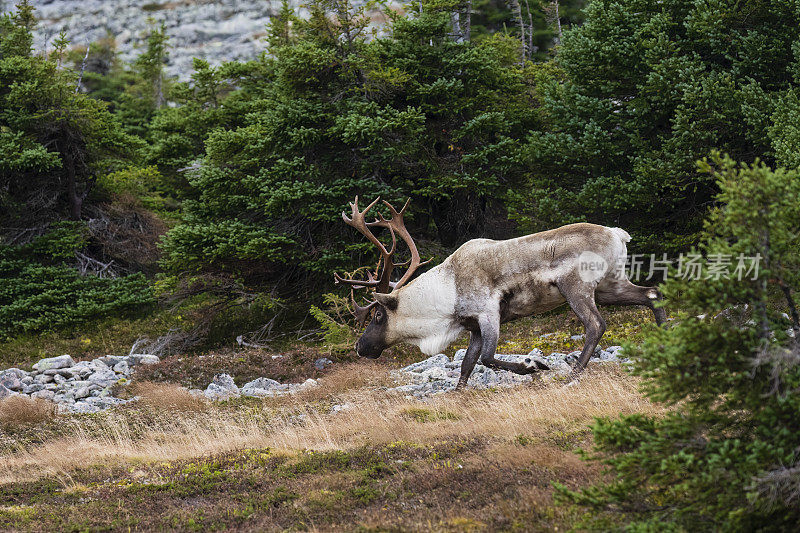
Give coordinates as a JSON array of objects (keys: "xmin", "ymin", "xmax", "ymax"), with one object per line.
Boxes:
[{"xmin": 335, "ymin": 196, "xmax": 666, "ymax": 389}]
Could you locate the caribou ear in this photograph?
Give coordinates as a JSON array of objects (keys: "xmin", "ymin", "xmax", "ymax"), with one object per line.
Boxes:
[{"xmin": 374, "ymin": 293, "xmax": 398, "ymax": 311}]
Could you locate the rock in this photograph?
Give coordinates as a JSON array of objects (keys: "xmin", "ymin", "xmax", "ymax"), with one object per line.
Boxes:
[
  {"xmin": 127, "ymin": 354, "xmax": 160, "ymax": 366},
  {"xmin": 419, "ymin": 367, "xmax": 449, "ymax": 381},
  {"xmin": 0, "ymin": 383, "xmax": 14, "ymax": 400},
  {"xmin": 204, "ymin": 373, "xmax": 239, "ymax": 400},
  {"xmin": 0, "ymin": 370, "xmax": 24, "ymax": 391},
  {"xmin": 22, "ymin": 383, "xmax": 45, "ymax": 395},
  {"xmin": 43, "ymin": 368, "xmax": 76, "ymax": 378},
  {"xmin": 271, "ymin": 355, "xmax": 284, "ymax": 359},
  {"xmin": 570, "ymin": 334, "xmax": 585, "ymax": 341},
  {"xmin": 34, "ymin": 374, "xmax": 53, "ymax": 385},
  {"xmin": 71, "ymin": 401, "xmax": 101, "ymax": 414},
  {"xmin": 53, "ymin": 374, "xmax": 67, "ymax": 385},
  {"xmin": 72, "ymin": 387, "xmax": 92, "ymax": 400},
  {"xmin": 453, "ymin": 348, "xmax": 467, "ymax": 362},
  {"xmin": 299, "ymin": 378, "xmax": 318, "ymax": 389},
  {"xmin": 314, "ymin": 357, "xmax": 333, "ymax": 370},
  {"xmin": 400, "ymin": 353, "xmax": 449, "ymax": 373},
  {"xmin": 97, "ymin": 355, "xmax": 127, "ymax": 367},
  {"xmin": 241, "ymin": 377, "xmax": 284, "ymax": 397},
  {"xmin": 31, "ymin": 389, "xmax": 55, "ymax": 401},
  {"xmin": 606, "ymin": 345, "xmax": 624, "ymax": 357},
  {"xmin": 113, "ymin": 361, "xmax": 131, "ymax": 375},
  {"xmin": 32, "ymin": 355, "xmax": 74, "ymax": 371},
  {"xmin": 88, "ymin": 369, "xmax": 118, "ymax": 387},
  {"xmin": 598, "ymin": 350, "xmax": 617, "ymax": 362},
  {"xmin": 565, "ymin": 351, "xmax": 581, "ymax": 365},
  {"xmin": 526, "ymin": 348, "xmax": 544, "ymax": 358},
  {"xmin": 85, "ymin": 396, "xmax": 127, "ymax": 409}
]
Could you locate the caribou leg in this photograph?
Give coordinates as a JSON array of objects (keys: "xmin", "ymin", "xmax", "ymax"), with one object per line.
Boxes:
[
  {"xmin": 596, "ymin": 279, "xmax": 666, "ymax": 325},
  {"xmin": 558, "ymin": 280, "xmax": 606, "ymax": 380},
  {"xmin": 456, "ymin": 331, "xmax": 482, "ymax": 390},
  {"xmin": 477, "ymin": 314, "xmax": 546, "ymax": 375}
]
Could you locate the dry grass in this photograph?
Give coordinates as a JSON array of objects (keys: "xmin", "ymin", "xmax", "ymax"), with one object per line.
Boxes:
[
  {"xmin": 0, "ymin": 366, "xmax": 661, "ymax": 485},
  {"xmin": 130, "ymin": 381, "xmax": 207, "ymax": 412},
  {"xmin": 0, "ymin": 396, "xmax": 57, "ymax": 429}
]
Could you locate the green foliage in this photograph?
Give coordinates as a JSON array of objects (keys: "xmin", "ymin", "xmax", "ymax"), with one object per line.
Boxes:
[
  {"xmin": 567, "ymin": 156, "xmax": 800, "ymax": 530},
  {"xmin": 146, "ymin": 58, "xmax": 248, "ymax": 194},
  {"xmin": 309, "ymin": 293, "xmax": 358, "ymax": 349},
  {"xmin": 159, "ymin": 0, "xmax": 545, "ymax": 298},
  {"xmin": 114, "ymin": 19, "xmax": 172, "ymax": 137},
  {"xmin": 520, "ymin": 0, "xmax": 800, "ymax": 253},
  {"xmin": 0, "ymin": 1, "xmax": 140, "ymax": 225},
  {"xmin": 0, "ymin": 224, "xmax": 154, "ymax": 339}
]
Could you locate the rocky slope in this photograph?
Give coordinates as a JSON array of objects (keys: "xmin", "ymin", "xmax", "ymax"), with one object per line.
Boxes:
[
  {"xmin": 0, "ymin": 344, "xmax": 627, "ymax": 413},
  {"xmin": 28, "ymin": 0, "xmax": 285, "ymax": 79}
]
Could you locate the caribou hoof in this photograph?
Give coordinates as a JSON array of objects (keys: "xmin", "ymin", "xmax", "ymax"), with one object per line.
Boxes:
[{"xmin": 523, "ymin": 357, "xmax": 550, "ymax": 374}]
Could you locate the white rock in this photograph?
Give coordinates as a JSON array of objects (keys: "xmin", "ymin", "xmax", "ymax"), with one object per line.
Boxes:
[
  {"xmin": 204, "ymin": 383, "xmax": 239, "ymax": 400},
  {"xmin": 127, "ymin": 354, "xmax": 161, "ymax": 366},
  {"xmin": 71, "ymin": 401, "xmax": 101, "ymax": 414},
  {"xmin": 0, "ymin": 383, "xmax": 14, "ymax": 399},
  {"xmin": 420, "ymin": 367, "xmax": 449, "ymax": 381},
  {"xmin": 204, "ymin": 373, "xmax": 240, "ymax": 400},
  {"xmin": 299, "ymin": 378, "xmax": 318, "ymax": 389},
  {"xmin": 113, "ymin": 361, "xmax": 131, "ymax": 375},
  {"xmin": 31, "ymin": 390, "xmax": 55, "ymax": 401},
  {"xmin": 33, "ymin": 355, "xmax": 74, "ymax": 371},
  {"xmin": 73, "ymin": 387, "xmax": 92, "ymax": 400},
  {"xmin": 242, "ymin": 377, "xmax": 281, "ymax": 390},
  {"xmin": 400, "ymin": 353, "xmax": 449, "ymax": 373}
]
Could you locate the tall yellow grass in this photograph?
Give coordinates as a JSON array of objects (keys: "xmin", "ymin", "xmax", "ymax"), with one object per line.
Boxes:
[{"xmin": 0, "ymin": 366, "xmax": 661, "ymax": 485}]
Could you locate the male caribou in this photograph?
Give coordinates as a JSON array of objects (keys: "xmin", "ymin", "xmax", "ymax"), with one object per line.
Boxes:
[{"xmin": 335, "ymin": 197, "xmax": 665, "ymax": 389}]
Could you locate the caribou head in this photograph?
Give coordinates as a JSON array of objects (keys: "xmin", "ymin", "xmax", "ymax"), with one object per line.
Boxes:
[{"xmin": 334, "ymin": 196, "xmax": 431, "ymax": 358}]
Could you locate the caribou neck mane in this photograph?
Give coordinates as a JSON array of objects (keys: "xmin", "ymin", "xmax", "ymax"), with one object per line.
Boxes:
[{"xmin": 392, "ymin": 265, "xmax": 463, "ymax": 355}]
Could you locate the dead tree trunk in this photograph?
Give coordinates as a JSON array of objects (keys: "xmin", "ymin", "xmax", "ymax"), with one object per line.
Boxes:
[{"xmin": 506, "ymin": 0, "xmax": 527, "ymax": 62}]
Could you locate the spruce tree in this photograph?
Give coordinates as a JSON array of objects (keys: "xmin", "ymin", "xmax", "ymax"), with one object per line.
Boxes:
[{"xmin": 565, "ymin": 154, "xmax": 800, "ymax": 530}]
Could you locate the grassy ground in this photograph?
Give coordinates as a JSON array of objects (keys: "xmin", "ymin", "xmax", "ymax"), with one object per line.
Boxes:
[{"xmin": 0, "ymin": 306, "xmax": 664, "ymax": 531}]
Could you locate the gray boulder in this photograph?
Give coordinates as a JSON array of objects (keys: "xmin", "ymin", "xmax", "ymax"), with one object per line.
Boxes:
[
  {"xmin": 31, "ymin": 390, "xmax": 55, "ymax": 401},
  {"xmin": 241, "ymin": 377, "xmax": 284, "ymax": 397},
  {"xmin": 97, "ymin": 355, "xmax": 127, "ymax": 367},
  {"xmin": 0, "ymin": 369, "xmax": 24, "ymax": 391},
  {"xmin": 127, "ymin": 354, "xmax": 160, "ymax": 366},
  {"xmin": 400, "ymin": 353, "xmax": 449, "ymax": 373},
  {"xmin": 113, "ymin": 361, "xmax": 131, "ymax": 375},
  {"xmin": 88, "ymin": 368, "xmax": 118, "ymax": 387},
  {"xmin": 22, "ymin": 383, "xmax": 45, "ymax": 395},
  {"xmin": 0, "ymin": 383, "xmax": 13, "ymax": 400},
  {"xmin": 71, "ymin": 401, "xmax": 101, "ymax": 414},
  {"xmin": 204, "ymin": 373, "xmax": 240, "ymax": 400},
  {"xmin": 314, "ymin": 357, "xmax": 333, "ymax": 370},
  {"xmin": 32, "ymin": 355, "xmax": 74, "ymax": 371}
]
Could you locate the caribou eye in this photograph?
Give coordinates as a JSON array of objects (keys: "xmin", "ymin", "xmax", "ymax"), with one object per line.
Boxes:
[{"xmin": 375, "ymin": 310, "xmax": 384, "ymax": 322}]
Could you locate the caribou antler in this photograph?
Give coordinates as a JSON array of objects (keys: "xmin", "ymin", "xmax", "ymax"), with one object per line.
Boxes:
[
  {"xmin": 334, "ymin": 196, "xmax": 429, "ymax": 293},
  {"xmin": 335, "ymin": 196, "xmax": 431, "ymax": 322},
  {"xmin": 350, "ymin": 290, "xmax": 379, "ymax": 326}
]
